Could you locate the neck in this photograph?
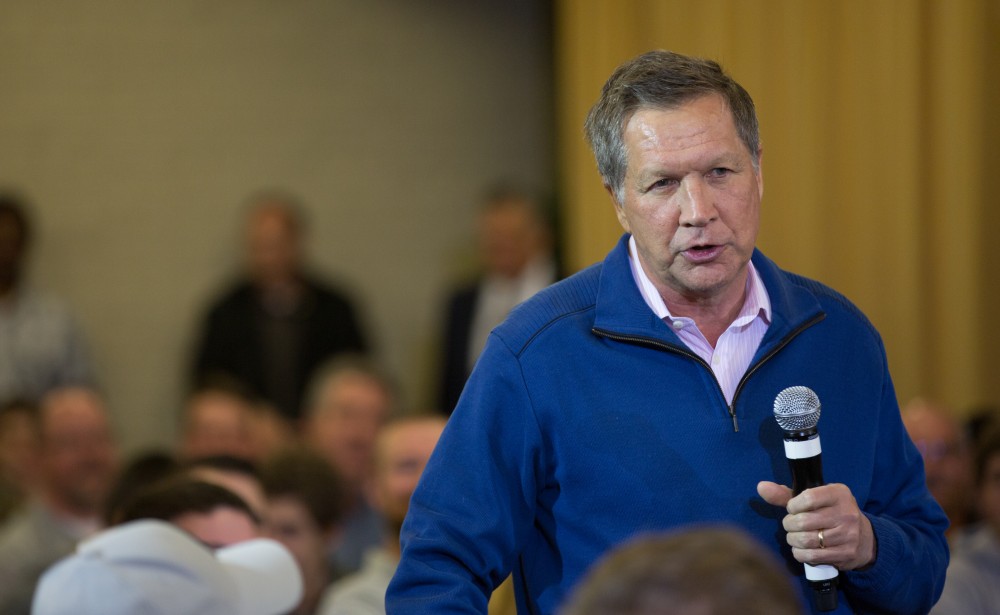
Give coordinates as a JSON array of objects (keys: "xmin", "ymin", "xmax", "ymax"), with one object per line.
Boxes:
[{"xmin": 663, "ymin": 285, "xmax": 747, "ymax": 348}]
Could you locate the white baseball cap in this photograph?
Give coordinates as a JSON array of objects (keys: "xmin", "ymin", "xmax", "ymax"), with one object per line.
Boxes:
[{"xmin": 32, "ymin": 519, "xmax": 303, "ymax": 615}]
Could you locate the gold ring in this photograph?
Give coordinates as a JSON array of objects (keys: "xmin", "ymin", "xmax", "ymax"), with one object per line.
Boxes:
[{"xmin": 817, "ymin": 529, "xmax": 826, "ymax": 549}]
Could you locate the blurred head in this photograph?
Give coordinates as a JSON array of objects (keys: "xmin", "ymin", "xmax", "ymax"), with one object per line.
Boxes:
[
  {"xmin": 0, "ymin": 193, "xmax": 32, "ymax": 291},
  {"xmin": 116, "ymin": 477, "xmax": 260, "ymax": 549},
  {"xmin": 902, "ymin": 398, "xmax": 973, "ymax": 527},
  {"xmin": 0, "ymin": 398, "xmax": 40, "ymax": 494},
  {"xmin": 560, "ymin": 526, "xmax": 803, "ymax": 615},
  {"xmin": 33, "ymin": 519, "xmax": 302, "ymax": 615},
  {"xmin": 478, "ymin": 187, "xmax": 552, "ymax": 279},
  {"xmin": 102, "ymin": 450, "xmax": 179, "ymax": 526},
  {"xmin": 184, "ymin": 455, "xmax": 267, "ymax": 520},
  {"xmin": 973, "ymin": 423, "xmax": 1000, "ymax": 536},
  {"xmin": 369, "ymin": 416, "xmax": 446, "ymax": 533},
  {"xmin": 260, "ymin": 447, "xmax": 347, "ymax": 612},
  {"xmin": 243, "ymin": 193, "xmax": 305, "ymax": 290},
  {"xmin": 302, "ymin": 356, "xmax": 396, "ymax": 488},
  {"xmin": 179, "ymin": 383, "xmax": 257, "ymax": 462},
  {"xmin": 37, "ymin": 387, "xmax": 119, "ymax": 517}
]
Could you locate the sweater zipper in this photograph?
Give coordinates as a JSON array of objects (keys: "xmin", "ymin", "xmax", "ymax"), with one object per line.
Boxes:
[{"xmin": 592, "ymin": 313, "xmax": 824, "ymax": 433}]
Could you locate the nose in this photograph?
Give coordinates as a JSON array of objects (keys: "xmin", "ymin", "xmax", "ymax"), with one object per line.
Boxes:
[{"xmin": 677, "ymin": 177, "xmax": 718, "ymax": 227}]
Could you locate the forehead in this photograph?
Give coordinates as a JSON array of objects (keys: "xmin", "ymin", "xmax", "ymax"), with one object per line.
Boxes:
[{"xmin": 622, "ymin": 95, "xmax": 746, "ymax": 168}]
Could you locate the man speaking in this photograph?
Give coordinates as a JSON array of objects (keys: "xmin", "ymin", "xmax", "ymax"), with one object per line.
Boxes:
[{"xmin": 386, "ymin": 50, "xmax": 948, "ymax": 614}]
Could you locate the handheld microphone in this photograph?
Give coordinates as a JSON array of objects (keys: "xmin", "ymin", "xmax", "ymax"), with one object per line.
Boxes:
[{"xmin": 773, "ymin": 386, "xmax": 839, "ymax": 612}]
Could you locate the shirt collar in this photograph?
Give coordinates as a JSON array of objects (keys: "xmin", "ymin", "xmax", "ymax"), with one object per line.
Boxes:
[{"xmin": 626, "ymin": 235, "xmax": 771, "ymax": 326}]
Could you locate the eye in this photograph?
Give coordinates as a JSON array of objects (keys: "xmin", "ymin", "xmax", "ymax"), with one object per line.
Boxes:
[
  {"xmin": 648, "ymin": 178, "xmax": 677, "ymax": 191},
  {"xmin": 708, "ymin": 167, "xmax": 731, "ymax": 178}
]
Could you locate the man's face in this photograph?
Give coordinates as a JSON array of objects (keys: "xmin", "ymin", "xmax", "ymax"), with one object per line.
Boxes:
[
  {"xmin": 245, "ymin": 205, "xmax": 301, "ymax": 288},
  {"xmin": 173, "ymin": 506, "xmax": 259, "ymax": 550},
  {"xmin": 479, "ymin": 200, "xmax": 546, "ymax": 279},
  {"xmin": 39, "ymin": 389, "xmax": 119, "ymax": 515},
  {"xmin": 370, "ymin": 419, "xmax": 445, "ymax": 527},
  {"xmin": 263, "ymin": 496, "xmax": 328, "ymax": 578},
  {"xmin": 614, "ymin": 94, "xmax": 762, "ymax": 307},
  {"xmin": 305, "ymin": 372, "xmax": 390, "ymax": 486},
  {"xmin": 180, "ymin": 392, "xmax": 256, "ymax": 461},
  {"xmin": 903, "ymin": 407, "xmax": 972, "ymax": 516}
]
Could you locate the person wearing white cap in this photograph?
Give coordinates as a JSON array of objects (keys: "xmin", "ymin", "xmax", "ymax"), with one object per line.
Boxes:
[{"xmin": 31, "ymin": 518, "xmax": 303, "ymax": 615}]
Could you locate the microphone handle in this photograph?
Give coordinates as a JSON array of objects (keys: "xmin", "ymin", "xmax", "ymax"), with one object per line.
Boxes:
[
  {"xmin": 790, "ymin": 453, "xmax": 825, "ymax": 496},
  {"xmin": 783, "ymin": 431, "xmax": 839, "ymax": 612}
]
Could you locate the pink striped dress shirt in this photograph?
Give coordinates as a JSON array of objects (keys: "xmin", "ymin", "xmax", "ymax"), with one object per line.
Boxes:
[{"xmin": 627, "ymin": 237, "xmax": 772, "ymax": 405}]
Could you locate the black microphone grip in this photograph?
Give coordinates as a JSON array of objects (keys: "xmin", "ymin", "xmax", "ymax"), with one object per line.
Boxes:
[{"xmin": 783, "ymin": 428, "xmax": 838, "ymax": 612}]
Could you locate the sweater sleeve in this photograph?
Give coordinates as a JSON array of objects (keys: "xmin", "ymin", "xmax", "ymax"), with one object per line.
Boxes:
[
  {"xmin": 386, "ymin": 333, "xmax": 543, "ymax": 614},
  {"xmin": 840, "ymin": 349, "xmax": 950, "ymax": 613}
]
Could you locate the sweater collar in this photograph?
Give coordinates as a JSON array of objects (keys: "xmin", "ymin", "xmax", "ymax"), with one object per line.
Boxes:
[{"xmin": 593, "ymin": 234, "xmax": 824, "ymax": 351}]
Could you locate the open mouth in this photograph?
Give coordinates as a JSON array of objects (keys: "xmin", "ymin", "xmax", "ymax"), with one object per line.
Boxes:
[{"xmin": 684, "ymin": 245, "xmax": 723, "ymax": 262}]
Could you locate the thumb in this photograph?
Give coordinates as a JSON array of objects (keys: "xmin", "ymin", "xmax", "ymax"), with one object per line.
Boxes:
[{"xmin": 757, "ymin": 481, "xmax": 793, "ymax": 507}]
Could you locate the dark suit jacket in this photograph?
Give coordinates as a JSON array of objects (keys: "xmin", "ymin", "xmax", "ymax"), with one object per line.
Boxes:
[
  {"xmin": 192, "ymin": 275, "xmax": 367, "ymax": 419},
  {"xmin": 439, "ymin": 282, "xmax": 480, "ymax": 415}
]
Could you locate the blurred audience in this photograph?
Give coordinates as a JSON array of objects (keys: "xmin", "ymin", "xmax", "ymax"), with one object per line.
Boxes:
[
  {"xmin": 930, "ymin": 421, "xmax": 1000, "ymax": 614},
  {"xmin": 191, "ymin": 191, "xmax": 368, "ymax": 421},
  {"xmin": 439, "ymin": 185, "xmax": 558, "ymax": 413},
  {"xmin": 302, "ymin": 356, "xmax": 395, "ymax": 574},
  {"xmin": 261, "ymin": 447, "xmax": 348, "ymax": 615},
  {"xmin": 32, "ymin": 519, "xmax": 302, "ymax": 615},
  {"xmin": 0, "ymin": 398, "xmax": 39, "ymax": 522},
  {"xmin": 0, "ymin": 193, "xmax": 94, "ymax": 403},
  {"xmin": 0, "ymin": 386, "xmax": 119, "ymax": 614},
  {"xmin": 558, "ymin": 525, "xmax": 804, "ymax": 615},
  {"xmin": 317, "ymin": 414, "xmax": 446, "ymax": 615},
  {"xmin": 114, "ymin": 476, "xmax": 260, "ymax": 549},
  {"xmin": 902, "ymin": 397, "xmax": 976, "ymax": 535}
]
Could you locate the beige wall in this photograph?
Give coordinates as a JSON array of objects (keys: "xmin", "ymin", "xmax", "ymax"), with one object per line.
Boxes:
[
  {"xmin": 555, "ymin": 0, "xmax": 1000, "ymax": 417},
  {"xmin": 0, "ymin": 1, "xmax": 554, "ymax": 452}
]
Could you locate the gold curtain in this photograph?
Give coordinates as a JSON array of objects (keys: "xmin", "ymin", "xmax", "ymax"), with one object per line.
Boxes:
[{"xmin": 555, "ymin": 0, "xmax": 1000, "ymax": 414}]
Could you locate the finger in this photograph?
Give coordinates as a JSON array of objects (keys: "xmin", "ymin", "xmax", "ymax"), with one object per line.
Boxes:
[
  {"xmin": 757, "ymin": 481, "xmax": 793, "ymax": 507},
  {"xmin": 787, "ymin": 526, "xmax": 834, "ymax": 551},
  {"xmin": 786, "ymin": 484, "xmax": 842, "ymax": 515}
]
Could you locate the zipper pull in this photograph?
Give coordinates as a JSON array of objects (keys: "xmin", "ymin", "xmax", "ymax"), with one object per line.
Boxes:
[{"xmin": 728, "ymin": 405, "xmax": 739, "ymax": 432}]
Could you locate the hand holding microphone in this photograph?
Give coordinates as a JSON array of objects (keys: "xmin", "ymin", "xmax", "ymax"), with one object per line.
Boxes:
[{"xmin": 756, "ymin": 386, "xmax": 877, "ymax": 612}]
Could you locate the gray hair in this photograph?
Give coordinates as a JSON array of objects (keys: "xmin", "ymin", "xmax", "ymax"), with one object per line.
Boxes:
[{"xmin": 584, "ymin": 50, "xmax": 760, "ymax": 203}]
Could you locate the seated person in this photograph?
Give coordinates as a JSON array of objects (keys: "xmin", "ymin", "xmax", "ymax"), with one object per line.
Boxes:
[
  {"xmin": 184, "ymin": 454, "xmax": 268, "ymax": 519},
  {"xmin": 301, "ymin": 356, "xmax": 396, "ymax": 574},
  {"xmin": 0, "ymin": 399, "xmax": 39, "ymax": 522},
  {"xmin": 0, "ymin": 386, "xmax": 118, "ymax": 615},
  {"xmin": 113, "ymin": 476, "xmax": 260, "ymax": 549},
  {"xmin": 318, "ymin": 415, "xmax": 446, "ymax": 615},
  {"xmin": 261, "ymin": 447, "xmax": 348, "ymax": 615},
  {"xmin": 931, "ymin": 422, "xmax": 1000, "ymax": 614},
  {"xmin": 32, "ymin": 519, "xmax": 301, "ymax": 615},
  {"xmin": 559, "ymin": 525, "xmax": 804, "ymax": 615}
]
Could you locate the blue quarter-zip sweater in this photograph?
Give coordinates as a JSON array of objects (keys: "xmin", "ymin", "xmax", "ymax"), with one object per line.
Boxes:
[{"xmin": 387, "ymin": 235, "xmax": 949, "ymax": 614}]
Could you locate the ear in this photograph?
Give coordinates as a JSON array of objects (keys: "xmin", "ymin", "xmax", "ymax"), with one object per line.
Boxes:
[
  {"xmin": 605, "ymin": 183, "xmax": 631, "ymax": 234},
  {"xmin": 754, "ymin": 148, "xmax": 764, "ymax": 200}
]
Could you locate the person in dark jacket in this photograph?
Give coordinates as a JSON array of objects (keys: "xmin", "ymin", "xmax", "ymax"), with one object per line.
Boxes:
[{"xmin": 192, "ymin": 192, "xmax": 367, "ymax": 421}]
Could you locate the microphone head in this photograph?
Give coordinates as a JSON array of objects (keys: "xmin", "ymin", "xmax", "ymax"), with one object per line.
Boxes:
[{"xmin": 773, "ymin": 386, "xmax": 821, "ymax": 431}]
